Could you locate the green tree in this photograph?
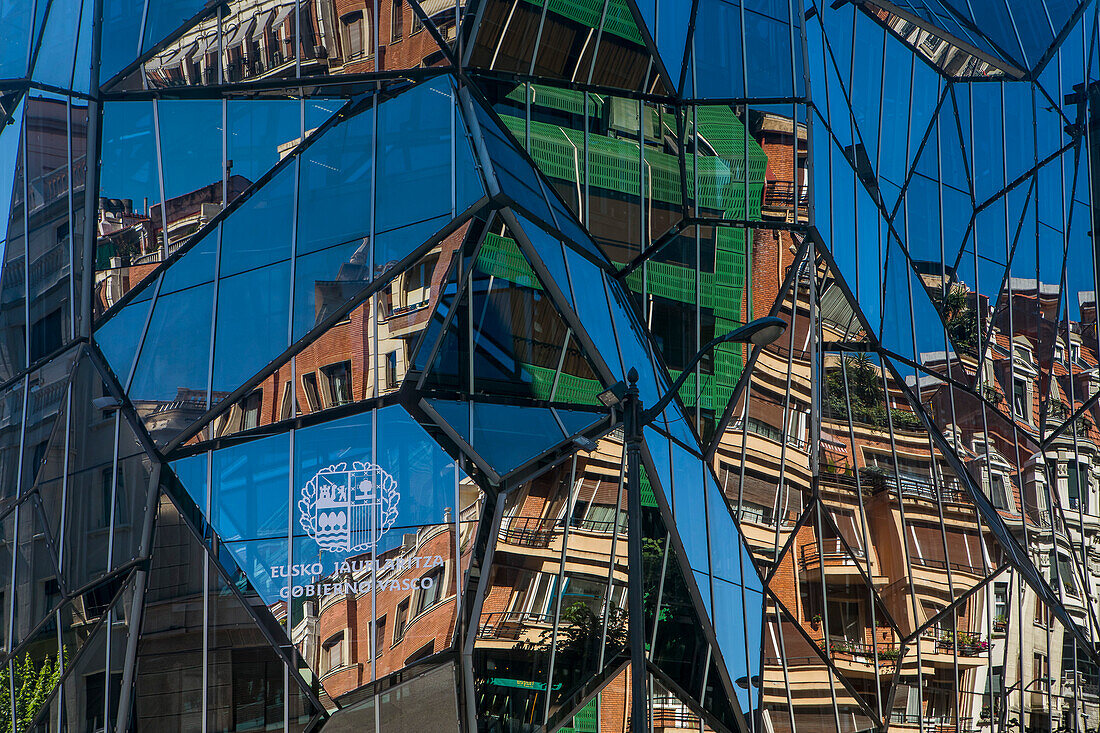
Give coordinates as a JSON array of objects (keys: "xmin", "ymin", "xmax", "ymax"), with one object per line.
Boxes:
[
  {"xmin": 0, "ymin": 650, "xmax": 65, "ymax": 732},
  {"xmin": 929, "ymin": 285, "xmax": 979, "ymax": 354},
  {"xmin": 823, "ymin": 354, "xmax": 886, "ymax": 427}
]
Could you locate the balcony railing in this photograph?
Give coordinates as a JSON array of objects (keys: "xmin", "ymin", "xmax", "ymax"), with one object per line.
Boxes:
[
  {"xmin": 477, "ymin": 611, "xmax": 554, "ymax": 639},
  {"xmin": 889, "ymin": 713, "xmax": 974, "ymax": 732},
  {"xmin": 498, "ymin": 517, "xmax": 558, "ymax": 548},
  {"xmin": 762, "ymin": 180, "xmax": 808, "ymax": 218},
  {"xmin": 800, "ymin": 539, "xmax": 865, "ymax": 569},
  {"xmin": 924, "ymin": 629, "xmax": 989, "ymax": 656},
  {"xmin": 910, "ymin": 556, "xmax": 987, "ymax": 576}
]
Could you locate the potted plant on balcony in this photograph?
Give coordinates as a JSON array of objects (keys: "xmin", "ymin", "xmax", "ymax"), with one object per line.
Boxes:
[
  {"xmin": 878, "ymin": 647, "xmax": 901, "ymax": 664},
  {"xmin": 993, "ymin": 613, "xmax": 1007, "ymax": 633},
  {"xmin": 810, "ymin": 614, "xmax": 822, "ymax": 630}
]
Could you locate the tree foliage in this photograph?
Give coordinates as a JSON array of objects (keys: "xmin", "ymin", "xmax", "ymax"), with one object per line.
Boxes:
[{"xmin": 0, "ymin": 650, "xmax": 65, "ymax": 733}]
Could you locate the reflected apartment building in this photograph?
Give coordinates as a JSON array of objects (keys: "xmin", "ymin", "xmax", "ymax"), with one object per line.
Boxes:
[{"xmin": 112, "ymin": 0, "xmax": 457, "ymax": 91}]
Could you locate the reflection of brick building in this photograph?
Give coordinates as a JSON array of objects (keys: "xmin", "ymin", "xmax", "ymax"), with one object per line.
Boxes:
[
  {"xmin": 291, "ymin": 481, "xmax": 481, "ymax": 700},
  {"xmin": 132, "ymin": 0, "xmax": 456, "ymax": 91}
]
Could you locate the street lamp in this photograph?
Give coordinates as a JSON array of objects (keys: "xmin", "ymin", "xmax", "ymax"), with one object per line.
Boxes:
[{"xmin": 598, "ymin": 316, "xmax": 787, "ymax": 733}]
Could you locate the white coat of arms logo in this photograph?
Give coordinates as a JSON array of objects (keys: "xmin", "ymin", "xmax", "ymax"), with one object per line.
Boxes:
[{"xmin": 298, "ymin": 461, "xmax": 399, "ymax": 552}]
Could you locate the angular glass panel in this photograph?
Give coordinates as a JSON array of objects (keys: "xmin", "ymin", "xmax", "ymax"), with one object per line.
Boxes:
[
  {"xmin": 424, "ymin": 398, "xmax": 604, "ymax": 479},
  {"xmin": 465, "ymin": 0, "xmax": 662, "ymax": 94},
  {"xmin": 418, "ymin": 219, "xmax": 604, "ymax": 405}
]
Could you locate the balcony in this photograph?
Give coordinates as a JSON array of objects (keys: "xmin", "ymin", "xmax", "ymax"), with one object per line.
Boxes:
[
  {"xmin": 761, "ymin": 180, "xmax": 809, "ymax": 222},
  {"xmin": 799, "ymin": 539, "xmax": 869, "ymax": 580},
  {"xmin": 477, "ymin": 611, "xmax": 553, "ymax": 640},
  {"xmin": 889, "ymin": 713, "xmax": 975, "ymax": 733},
  {"xmin": 498, "ymin": 517, "xmax": 559, "ymax": 549}
]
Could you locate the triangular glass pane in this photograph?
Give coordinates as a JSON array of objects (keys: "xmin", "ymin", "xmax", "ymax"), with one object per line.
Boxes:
[
  {"xmin": 762, "ymin": 601, "xmax": 886, "ymax": 733},
  {"xmin": 465, "ymin": 0, "xmax": 666, "ymax": 94},
  {"xmin": 474, "ymin": 448, "xmax": 629, "ymax": 729},
  {"xmin": 33, "ymin": 350, "xmax": 155, "ymax": 592},
  {"xmin": 50, "ymin": 573, "xmax": 136, "ymax": 732},
  {"xmin": 418, "ymin": 220, "xmax": 605, "ymax": 405},
  {"xmin": 424, "ymin": 399, "xmax": 605, "ymax": 480},
  {"xmin": 169, "ymin": 404, "xmax": 484, "ymax": 703},
  {"xmin": 468, "ymin": 102, "xmax": 610, "ymax": 266},
  {"xmin": 178, "ymin": 224, "xmax": 470, "ymax": 447},
  {"xmin": 134, "ymin": 493, "xmax": 320, "ymax": 729},
  {"xmin": 856, "ymin": 2, "xmax": 1021, "ymax": 78}
]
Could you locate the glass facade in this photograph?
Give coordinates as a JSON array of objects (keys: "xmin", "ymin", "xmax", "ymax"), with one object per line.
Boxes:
[{"xmin": 1, "ymin": 0, "xmax": 1099, "ymax": 731}]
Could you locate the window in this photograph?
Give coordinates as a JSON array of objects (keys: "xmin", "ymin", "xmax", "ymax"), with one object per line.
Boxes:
[
  {"xmin": 1034, "ymin": 593, "xmax": 1052, "ymax": 628},
  {"xmin": 321, "ymin": 632, "xmax": 345, "ymax": 673},
  {"xmin": 393, "ymin": 598, "xmax": 410, "ymax": 643},
  {"xmin": 374, "ymin": 616, "xmax": 386, "ymax": 658},
  {"xmin": 279, "ymin": 380, "xmax": 295, "ymax": 421},
  {"xmin": 1034, "ymin": 653, "xmax": 1049, "ymax": 693},
  {"xmin": 321, "ymin": 361, "xmax": 352, "ymax": 407},
  {"xmin": 990, "ymin": 473, "xmax": 1010, "ymax": 510},
  {"xmin": 302, "ymin": 372, "xmax": 321, "ymax": 411},
  {"xmin": 30, "ymin": 308, "xmax": 63, "ymax": 361},
  {"xmin": 739, "ymin": 501, "xmax": 775, "ymax": 526},
  {"xmin": 416, "ymin": 567, "xmax": 444, "ymax": 614},
  {"xmin": 1068, "ymin": 462, "xmax": 1088, "ymax": 511},
  {"xmin": 341, "ymin": 11, "xmax": 366, "ymax": 60},
  {"xmin": 99, "ymin": 467, "xmax": 116, "ymax": 528},
  {"xmin": 1056, "ymin": 553, "xmax": 1078, "ymax": 597},
  {"xmin": 241, "ymin": 390, "xmax": 262, "ymax": 431},
  {"xmin": 1055, "ymin": 343, "xmax": 1065, "ymax": 362},
  {"xmin": 384, "ymin": 351, "xmax": 398, "ymax": 389},
  {"xmin": 56, "ymin": 221, "xmax": 69, "ymax": 244},
  {"xmin": 993, "ymin": 583, "xmax": 1007, "ymax": 627},
  {"xmin": 391, "ymin": 0, "xmax": 403, "ymax": 40},
  {"xmin": 1013, "ymin": 377, "xmax": 1029, "ymax": 420},
  {"xmin": 411, "ymin": 9, "xmax": 422, "ymax": 33},
  {"xmin": 1072, "ymin": 342, "xmax": 1082, "ymax": 363}
]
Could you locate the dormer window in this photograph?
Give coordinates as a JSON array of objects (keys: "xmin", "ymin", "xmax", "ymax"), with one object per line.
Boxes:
[{"xmin": 1013, "ymin": 377, "xmax": 1030, "ymax": 421}]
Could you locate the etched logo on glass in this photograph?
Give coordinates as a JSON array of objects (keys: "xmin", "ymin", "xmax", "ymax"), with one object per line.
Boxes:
[{"xmin": 298, "ymin": 462, "xmax": 399, "ymax": 553}]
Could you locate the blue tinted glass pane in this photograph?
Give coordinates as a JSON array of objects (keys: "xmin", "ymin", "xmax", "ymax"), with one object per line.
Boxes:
[
  {"xmin": 142, "ymin": 0, "xmax": 208, "ymax": 52},
  {"xmin": 212, "ymin": 430, "xmax": 290, "ymax": 542},
  {"xmin": 99, "ymin": 102, "xmax": 158, "ymax": 225},
  {"xmin": 744, "ymin": 1, "xmax": 794, "ymax": 98},
  {"xmin": 222, "ymin": 537, "xmax": 288, "ymax": 606},
  {"xmin": 158, "ymin": 100, "xmax": 223, "ymax": 203},
  {"xmin": 553, "ymin": 408, "xmax": 605, "ymax": 436},
  {"xmin": 220, "ymin": 163, "xmax": 294, "ymax": 277},
  {"xmin": 0, "ymin": 1, "xmax": 35, "ymax": 78},
  {"xmin": 162, "ymin": 226, "xmax": 217, "ymax": 295},
  {"xmin": 291, "ymin": 240, "xmax": 371, "ymax": 341},
  {"xmin": 692, "ymin": 570, "xmax": 713, "ymax": 617},
  {"xmin": 376, "ymin": 405, "xmax": 462, "ymax": 528},
  {"xmin": 30, "ymin": 0, "xmax": 84, "ymax": 89},
  {"xmin": 95, "ymin": 280, "xmax": 156, "ymax": 385},
  {"xmin": 426, "ymin": 400, "xmax": 567, "ymax": 476},
  {"xmin": 376, "ymin": 78, "xmax": 454, "ymax": 236},
  {"xmin": 374, "ymin": 213, "xmax": 451, "ymax": 281},
  {"xmin": 655, "ymin": 0, "xmax": 691, "ymax": 84},
  {"xmin": 212, "ymin": 262, "xmax": 291, "ymax": 393},
  {"xmin": 100, "ymin": 0, "xmax": 144, "ymax": 82},
  {"xmin": 228, "ymin": 100, "xmax": 303, "ymax": 187},
  {"xmin": 129, "ymin": 280, "xmax": 213, "ymax": 406},
  {"xmin": 171, "ymin": 452, "xmax": 208, "ymax": 511},
  {"xmin": 690, "ymin": 0, "xmax": 745, "ymax": 98},
  {"xmin": 706, "ymin": 473, "xmax": 742, "ymax": 586},
  {"xmin": 668, "ymin": 439, "xmax": 709, "ymax": 576},
  {"xmin": 296, "ymin": 106, "xmax": 373, "ymax": 257}
]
